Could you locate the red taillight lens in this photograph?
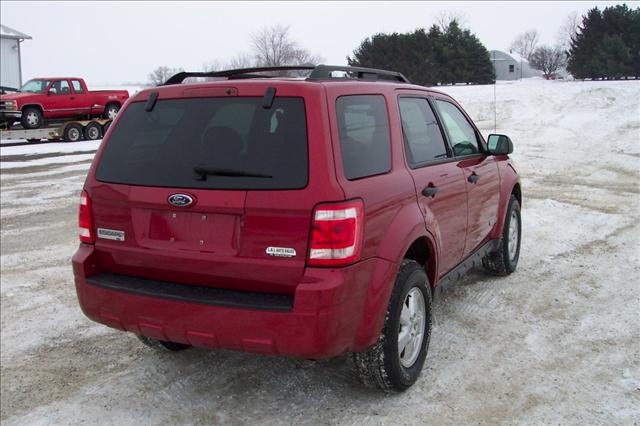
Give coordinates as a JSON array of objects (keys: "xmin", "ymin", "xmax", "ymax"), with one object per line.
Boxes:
[
  {"xmin": 79, "ymin": 190, "xmax": 95, "ymax": 244},
  {"xmin": 308, "ymin": 200, "xmax": 363, "ymax": 267}
]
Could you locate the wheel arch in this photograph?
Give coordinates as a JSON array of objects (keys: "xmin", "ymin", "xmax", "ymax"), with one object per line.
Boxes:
[
  {"xmin": 104, "ymin": 101, "xmax": 121, "ymax": 109},
  {"xmin": 402, "ymin": 236, "xmax": 437, "ymax": 291},
  {"xmin": 352, "ymin": 201, "xmax": 439, "ymax": 351},
  {"xmin": 21, "ymin": 103, "xmax": 44, "ymax": 113},
  {"xmin": 511, "ymin": 182, "xmax": 522, "ymax": 207},
  {"xmin": 490, "ymin": 163, "xmax": 521, "ymax": 239}
]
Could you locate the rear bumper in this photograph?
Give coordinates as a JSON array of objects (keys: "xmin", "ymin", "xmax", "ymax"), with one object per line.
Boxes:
[{"xmin": 72, "ymin": 244, "xmax": 397, "ymax": 358}]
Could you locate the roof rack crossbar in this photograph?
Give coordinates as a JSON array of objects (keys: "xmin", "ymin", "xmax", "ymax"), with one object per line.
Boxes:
[{"xmin": 162, "ymin": 65, "xmax": 411, "ymax": 86}]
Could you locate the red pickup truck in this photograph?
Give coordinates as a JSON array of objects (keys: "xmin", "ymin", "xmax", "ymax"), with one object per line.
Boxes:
[{"xmin": 0, "ymin": 77, "xmax": 129, "ymax": 129}]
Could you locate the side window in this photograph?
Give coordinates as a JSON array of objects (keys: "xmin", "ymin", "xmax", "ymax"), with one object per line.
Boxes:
[
  {"xmin": 435, "ymin": 100, "xmax": 480, "ymax": 157},
  {"xmin": 71, "ymin": 80, "xmax": 84, "ymax": 94},
  {"xmin": 49, "ymin": 80, "xmax": 71, "ymax": 95},
  {"xmin": 398, "ymin": 97, "xmax": 448, "ymax": 166},
  {"xmin": 336, "ymin": 95, "xmax": 391, "ymax": 180}
]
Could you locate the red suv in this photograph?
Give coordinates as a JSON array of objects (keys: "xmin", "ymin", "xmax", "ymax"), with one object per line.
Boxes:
[{"xmin": 72, "ymin": 65, "xmax": 522, "ymax": 391}]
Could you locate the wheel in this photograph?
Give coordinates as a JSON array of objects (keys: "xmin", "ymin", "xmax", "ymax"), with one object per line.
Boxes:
[
  {"xmin": 21, "ymin": 107, "xmax": 43, "ymax": 129},
  {"xmin": 137, "ymin": 335, "xmax": 191, "ymax": 352},
  {"xmin": 351, "ymin": 259, "xmax": 432, "ymax": 391},
  {"xmin": 482, "ymin": 195, "xmax": 521, "ymax": 275},
  {"xmin": 84, "ymin": 122, "xmax": 102, "ymax": 140},
  {"xmin": 103, "ymin": 103, "xmax": 120, "ymax": 120},
  {"xmin": 102, "ymin": 121, "xmax": 112, "ymax": 135},
  {"xmin": 63, "ymin": 123, "xmax": 83, "ymax": 142}
]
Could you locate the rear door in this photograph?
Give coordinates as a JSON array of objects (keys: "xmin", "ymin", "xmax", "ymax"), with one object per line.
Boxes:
[
  {"xmin": 433, "ymin": 98, "xmax": 500, "ymax": 256},
  {"xmin": 91, "ymin": 86, "xmax": 326, "ymax": 295},
  {"xmin": 397, "ymin": 94, "xmax": 468, "ymax": 276}
]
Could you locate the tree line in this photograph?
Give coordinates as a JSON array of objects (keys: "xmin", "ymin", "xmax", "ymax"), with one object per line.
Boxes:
[
  {"xmin": 509, "ymin": 4, "xmax": 638, "ymax": 80},
  {"xmin": 148, "ymin": 19, "xmax": 494, "ymax": 86},
  {"xmin": 148, "ymin": 3, "xmax": 639, "ymax": 86}
]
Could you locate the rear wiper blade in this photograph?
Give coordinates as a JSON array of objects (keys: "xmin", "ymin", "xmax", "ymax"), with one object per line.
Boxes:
[{"xmin": 193, "ymin": 165, "xmax": 272, "ymax": 180}]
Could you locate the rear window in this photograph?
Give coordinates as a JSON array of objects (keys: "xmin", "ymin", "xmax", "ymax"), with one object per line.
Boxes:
[
  {"xmin": 336, "ymin": 95, "xmax": 391, "ymax": 180},
  {"xmin": 96, "ymin": 97, "xmax": 308, "ymax": 189}
]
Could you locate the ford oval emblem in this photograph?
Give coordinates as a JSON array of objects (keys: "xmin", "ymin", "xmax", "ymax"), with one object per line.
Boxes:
[{"xmin": 168, "ymin": 193, "xmax": 194, "ymax": 207}]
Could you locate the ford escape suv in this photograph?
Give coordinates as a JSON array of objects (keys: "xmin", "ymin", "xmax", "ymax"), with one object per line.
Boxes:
[{"xmin": 72, "ymin": 65, "xmax": 522, "ymax": 391}]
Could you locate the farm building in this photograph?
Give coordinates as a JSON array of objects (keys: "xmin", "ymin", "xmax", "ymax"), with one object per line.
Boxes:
[
  {"xmin": 1, "ymin": 24, "xmax": 31, "ymax": 90},
  {"xmin": 490, "ymin": 50, "xmax": 542, "ymax": 81}
]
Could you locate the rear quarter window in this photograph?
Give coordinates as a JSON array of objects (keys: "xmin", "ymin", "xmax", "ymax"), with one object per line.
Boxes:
[{"xmin": 336, "ymin": 95, "xmax": 391, "ymax": 180}]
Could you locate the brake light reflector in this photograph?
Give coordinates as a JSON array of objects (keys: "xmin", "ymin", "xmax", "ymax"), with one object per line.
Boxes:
[
  {"xmin": 308, "ymin": 200, "xmax": 363, "ymax": 266},
  {"xmin": 79, "ymin": 190, "xmax": 95, "ymax": 243}
]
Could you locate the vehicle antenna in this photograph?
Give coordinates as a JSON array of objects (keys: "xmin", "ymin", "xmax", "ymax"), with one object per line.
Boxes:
[{"xmin": 493, "ymin": 51, "xmax": 497, "ymax": 133}]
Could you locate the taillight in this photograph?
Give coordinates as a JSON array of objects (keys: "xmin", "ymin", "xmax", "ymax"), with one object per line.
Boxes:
[
  {"xmin": 308, "ymin": 199, "xmax": 364, "ymax": 267},
  {"xmin": 79, "ymin": 190, "xmax": 95, "ymax": 244}
]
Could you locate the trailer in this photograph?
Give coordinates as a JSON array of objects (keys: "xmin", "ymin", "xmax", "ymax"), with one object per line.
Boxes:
[{"xmin": 0, "ymin": 118, "xmax": 112, "ymax": 142}]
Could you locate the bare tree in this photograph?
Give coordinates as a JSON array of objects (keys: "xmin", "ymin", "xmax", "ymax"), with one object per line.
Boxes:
[
  {"xmin": 529, "ymin": 45, "xmax": 567, "ymax": 79},
  {"xmin": 226, "ymin": 53, "xmax": 255, "ymax": 70},
  {"xmin": 557, "ymin": 11, "xmax": 580, "ymax": 51},
  {"xmin": 251, "ymin": 24, "xmax": 321, "ymax": 68},
  {"xmin": 509, "ymin": 30, "xmax": 540, "ymax": 61},
  {"xmin": 435, "ymin": 11, "xmax": 467, "ymax": 32},
  {"xmin": 202, "ymin": 60, "xmax": 223, "ymax": 72},
  {"xmin": 147, "ymin": 66, "xmax": 184, "ymax": 86}
]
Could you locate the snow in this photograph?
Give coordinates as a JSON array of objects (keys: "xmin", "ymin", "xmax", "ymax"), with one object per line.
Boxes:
[
  {"xmin": 0, "ymin": 140, "xmax": 101, "ymax": 154},
  {"xmin": 1, "ymin": 78, "xmax": 639, "ymax": 425},
  {"xmin": 0, "ymin": 153, "xmax": 94, "ymax": 169}
]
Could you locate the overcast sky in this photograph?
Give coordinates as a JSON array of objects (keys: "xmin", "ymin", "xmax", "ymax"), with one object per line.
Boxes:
[{"xmin": 0, "ymin": 1, "xmax": 630, "ymax": 85}]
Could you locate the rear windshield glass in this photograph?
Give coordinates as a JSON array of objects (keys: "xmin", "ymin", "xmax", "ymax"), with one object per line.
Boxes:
[{"xmin": 96, "ymin": 97, "xmax": 308, "ymax": 190}]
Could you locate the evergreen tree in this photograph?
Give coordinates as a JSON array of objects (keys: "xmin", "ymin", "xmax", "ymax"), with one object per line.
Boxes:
[
  {"xmin": 567, "ymin": 4, "xmax": 639, "ymax": 79},
  {"xmin": 348, "ymin": 20, "xmax": 494, "ymax": 85}
]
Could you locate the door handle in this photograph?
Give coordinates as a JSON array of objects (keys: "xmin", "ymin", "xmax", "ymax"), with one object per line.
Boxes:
[
  {"xmin": 70, "ymin": 96, "xmax": 75, "ymax": 100},
  {"xmin": 467, "ymin": 173, "xmax": 480, "ymax": 184},
  {"xmin": 422, "ymin": 186, "xmax": 440, "ymax": 198}
]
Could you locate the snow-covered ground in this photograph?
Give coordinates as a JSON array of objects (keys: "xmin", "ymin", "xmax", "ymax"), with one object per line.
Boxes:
[{"xmin": 1, "ymin": 79, "xmax": 638, "ymax": 425}]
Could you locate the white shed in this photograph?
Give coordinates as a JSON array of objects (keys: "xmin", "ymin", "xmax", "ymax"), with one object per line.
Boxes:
[
  {"xmin": 489, "ymin": 50, "xmax": 542, "ymax": 81},
  {"xmin": 1, "ymin": 25, "xmax": 32, "ymax": 90}
]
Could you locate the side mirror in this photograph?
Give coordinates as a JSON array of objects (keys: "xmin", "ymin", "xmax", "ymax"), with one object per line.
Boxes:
[
  {"xmin": 487, "ymin": 134, "xmax": 513, "ymax": 155},
  {"xmin": 47, "ymin": 90, "xmax": 54, "ymax": 96}
]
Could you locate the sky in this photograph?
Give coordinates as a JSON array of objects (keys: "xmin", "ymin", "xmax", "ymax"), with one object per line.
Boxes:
[{"xmin": 0, "ymin": 1, "xmax": 633, "ymax": 85}]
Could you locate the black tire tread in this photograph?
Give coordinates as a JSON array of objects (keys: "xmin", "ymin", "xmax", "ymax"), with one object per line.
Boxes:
[
  {"xmin": 483, "ymin": 195, "xmax": 520, "ymax": 275},
  {"xmin": 21, "ymin": 107, "xmax": 43, "ymax": 129},
  {"xmin": 103, "ymin": 103, "xmax": 120, "ymax": 119}
]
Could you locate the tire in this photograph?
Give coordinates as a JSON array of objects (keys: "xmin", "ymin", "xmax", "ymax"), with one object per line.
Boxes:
[
  {"xmin": 21, "ymin": 107, "xmax": 43, "ymax": 129},
  {"xmin": 103, "ymin": 103, "xmax": 120, "ymax": 120},
  {"xmin": 84, "ymin": 122, "xmax": 102, "ymax": 140},
  {"xmin": 137, "ymin": 335, "xmax": 191, "ymax": 352},
  {"xmin": 351, "ymin": 259, "xmax": 432, "ymax": 391},
  {"xmin": 63, "ymin": 123, "xmax": 83, "ymax": 142},
  {"xmin": 482, "ymin": 195, "xmax": 521, "ymax": 275}
]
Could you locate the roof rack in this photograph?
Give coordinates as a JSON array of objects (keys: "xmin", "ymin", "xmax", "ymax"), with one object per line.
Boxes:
[{"xmin": 162, "ymin": 65, "xmax": 410, "ymax": 85}]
